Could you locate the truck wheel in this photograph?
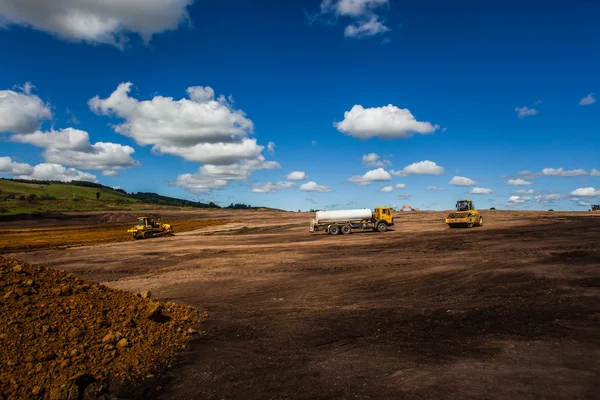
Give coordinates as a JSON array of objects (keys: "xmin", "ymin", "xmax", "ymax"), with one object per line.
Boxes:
[
  {"xmin": 329, "ymin": 225, "xmax": 340, "ymax": 235},
  {"xmin": 377, "ymin": 222, "xmax": 388, "ymax": 232},
  {"xmin": 341, "ymin": 225, "xmax": 351, "ymax": 235}
]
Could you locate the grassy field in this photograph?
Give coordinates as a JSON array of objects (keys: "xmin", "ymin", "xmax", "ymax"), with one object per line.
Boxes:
[{"xmin": 0, "ymin": 179, "xmax": 173, "ymax": 215}]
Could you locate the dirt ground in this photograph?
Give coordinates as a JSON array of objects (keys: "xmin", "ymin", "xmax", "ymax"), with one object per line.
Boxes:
[{"xmin": 9, "ymin": 210, "xmax": 600, "ymax": 399}]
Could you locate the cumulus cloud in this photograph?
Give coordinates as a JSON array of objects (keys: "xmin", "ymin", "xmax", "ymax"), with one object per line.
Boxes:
[
  {"xmin": 395, "ymin": 183, "xmax": 406, "ymax": 189},
  {"xmin": 174, "ymin": 156, "xmax": 280, "ymax": 192},
  {"xmin": 300, "ymin": 181, "xmax": 332, "ymax": 192},
  {"xmin": 0, "ymin": 0, "xmax": 194, "ymax": 47},
  {"xmin": 426, "ymin": 186, "xmax": 445, "ymax": 191},
  {"xmin": 515, "ymin": 106, "xmax": 538, "ymax": 118},
  {"xmin": 507, "ymin": 178, "xmax": 533, "ymax": 186},
  {"xmin": 89, "ymin": 82, "xmax": 272, "ymax": 166},
  {"xmin": 541, "ymin": 168, "xmax": 587, "ymax": 177},
  {"xmin": 535, "ymin": 194, "xmax": 563, "ymax": 204},
  {"xmin": 251, "ymin": 181, "xmax": 296, "ymax": 194},
  {"xmin": 335, "ymin": 105, "xmax": 439, "ymax": 139},
  {"xmin": 16, "ymin": 163, "xmax": 97, "ymax": 182},
  {"xmin": 579, "ymin": 93, "xmax": 596, "ymax": 106},
  {"xmin": 0, "ymin": 84, "xmax": 51, "ymax": 134},
  {"xmin": 391, "ymin": 160, "xmax": 445, "ymax": 176},
  {"xmin": 317, "ymin": 0, "xmax": 391, "ymax": 38},
  {"xmin": 361, "ymin": 153, "xmax": 390, "ymax": 168},
  {"xmin": 449, "ymin": 176, "xmax": 477, "ymax": 186},
  {"xmin": 379, "ymin": 185, "xmax": 393, "ymax": 192},
  {"xmin": 569, "ymin": 187, "xmax": 600, "ymax": 197},
  {"xmin": 267, "ymin": 141, "xmax": 275, "ymax": 155},
  {"xmin": 287, "ymin": 171, "xmax": 307, "ymax": 181},
  {"xmin": 102, "ymin": 170, "xmax": 119, "ymax": 177},
  {"xmin": 514, "ymin": 189, "xmax": 537, "ymax": 195},
  {"xmin": 591, "ymin": 169, "xmax": 600, "ymax": 176},
  {"xmin": 506, "ymin": 195, "xmax": 531, "ymax": 205},
  {"xmin": 11, "ymin": 128, "xmax": 137, "ymax": 172},
  {"xmin": 470, "ymin": 187, "xmax": 494, "ymax": 194},
  {"xmin": 348, "ymin": 167, "xmax": 391, "ymax": 185},
  {"xmin": 0, "ymin": 156, "xmax": 34, "ymax": 175}
]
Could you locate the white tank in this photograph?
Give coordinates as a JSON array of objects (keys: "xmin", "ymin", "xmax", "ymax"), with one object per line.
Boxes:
[{"xmin": 316, "ymin": 209, "xmax": 372, "ymax": 223}]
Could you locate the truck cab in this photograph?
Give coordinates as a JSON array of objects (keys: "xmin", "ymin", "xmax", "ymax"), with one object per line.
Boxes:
[{"xmin": 374, "ymin": 206, "xmax": 394, "ymax": 225}]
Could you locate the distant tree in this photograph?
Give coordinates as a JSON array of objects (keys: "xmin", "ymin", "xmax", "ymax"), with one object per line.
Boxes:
[
  {"xmin": 27, "ymin": 193, "xmax": 38, "ymax": 202},
  {"xmin": 18, "ymin": 195, "xmax": 25, "ymax": 201},
  {"xmin": 96, "ymin": 191, "xmax": 101, "ymax": 200}
]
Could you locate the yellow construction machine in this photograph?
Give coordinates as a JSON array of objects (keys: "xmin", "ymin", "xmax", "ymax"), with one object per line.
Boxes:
[
  {"xmin": 445, "ymin": 200, "xmax": 483, "ymax": 228},
  {"xmin": 127, "ymin": 216, "xmax": 174, "ymax": 240}
]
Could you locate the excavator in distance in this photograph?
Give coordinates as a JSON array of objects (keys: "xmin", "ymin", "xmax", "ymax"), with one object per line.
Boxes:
[
  {"xmin": 127, "ymin": 217, "xmax": 174, "ymax": 240},
  {"xmin": 445, "ymin": 200, "xmax": 483, "ymax": 228},
  {"xmin": 400, "ymin": 205, "xmax": 420, "ymax": 212}
]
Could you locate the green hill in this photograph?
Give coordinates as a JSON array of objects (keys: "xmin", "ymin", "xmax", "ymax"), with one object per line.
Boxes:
[{"xmin": 0, "ymin": 178, "xmax": 222, "ymax": 216}]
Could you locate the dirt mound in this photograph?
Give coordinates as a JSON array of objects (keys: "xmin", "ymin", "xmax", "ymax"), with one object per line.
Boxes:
[{"xmin": 0, "ymin": 257, "xmax": 206, "ymax": 399}]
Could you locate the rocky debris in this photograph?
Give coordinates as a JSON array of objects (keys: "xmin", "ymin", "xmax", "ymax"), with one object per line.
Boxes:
[{"xmin": 0, "ymin": 257, "xmax": 206, "ymax": 399}]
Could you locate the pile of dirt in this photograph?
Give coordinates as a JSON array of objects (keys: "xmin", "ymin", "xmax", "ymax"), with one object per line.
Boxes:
[{"xmin": 0, "ymin": 257, "xmax": 206, "ymax": 399}]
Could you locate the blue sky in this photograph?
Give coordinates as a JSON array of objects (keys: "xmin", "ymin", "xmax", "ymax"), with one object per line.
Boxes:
[{"xmin": 0, "ymin": 0, "xmax": 599, "ymax": 211}]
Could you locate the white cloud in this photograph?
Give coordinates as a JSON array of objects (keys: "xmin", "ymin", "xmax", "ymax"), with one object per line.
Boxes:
[
  {"xmin": 426, "ymin": 186, "xmax": 445, "ymax": 191},
  {"xmin": 348, "ymin": 167, "xmax": 391, "ymax": 185},
  {"xmin": 335, "ymin": 105, "xmax": 439, "ymax": 139},
  {"xmin": 89, "ymin": 82, "xmax": 268, "ymax": 165},
  {"xmin": 344, "ymin": 17, "xmax": 389, "ymax": 37},
  {"xmin": 470, "ymin": 187, "xmax": 494, "ymax": 194},
  {"xmin": 0, "ymin": 84, "xmax": 51, "ymax": 134},
  {"xmin": 395, "ymin": 183, "xmax": 406, "ymax": 189},
  {"xmin": 506, "ymin": 195, "xmax": 531, "ymax": 205},
  {"xmin": 579, "ymin": 201, "xmax": 592, "ymax": 207},
  {"xmin": 362, "ymin": 153, "xmax": 386, "ymax": 168},
  {"xmin": 391, "ymin": 160, "xmax": 445, "ymax": 176},
  {"xmin": 11, "ymin": 128, "xmax": 137, "ymax": 172},
  {"xmin": 318, "ymin": 0, "xmax": 391, "ymax": 38},
  {"xmin": 0, "ymin": 0, "xmax": 194, "ymax": 47},
  {"xmin": 174, "ymin": 156, "xmax": 280, "ymax": 192},
  {"xmin": 591, "ymin": 169, "xmax": 600, "ymax": 176},
  {"xmin": 579, "ymin": 93, "xmax": 596, "ymax": 106},
  {"xmin": 300, "ymin": 181, "xmax": 332, "ymax": 193},
  {"xmin": 0, "ymin": 156, "xmax": 33, "ymax": 175},
  {"xmin": 541, "ymin": 168, "xmax": 587, "ymax": 177},
  {"xmin": 569, "ymin": 187, "xmax": 600, "ymax": 197},
  {"xmin": 16, "ymin": 163, "xmax": 97, "ymax": 182},
  {"xmin": 287, "ymin": 171, "xmax": 307, "ymax": 181},
  {"xmin": 267, "ymin": 141, "xmax": 275, "ymax": 155},
  {"xmin": 449, "ymin": 176, "xmax": 477, "ymax": 186},
  {"xmin": 380, "ymin": 185, "xmax": 393, "ymax": 192},
  {"xmin": 102, "ymin": 170, "xmax": 119, "ymax": 177},
  {"xmin": 514, "ymin": 189, "xmax": 537, "ymax": 195},
  {"xmin": 535, "ymin": 194, "xmax": 563, "ymax": 204},
  {"xmin": 515, "ymin": 106, "xmax": 538, "ymax": 118},
  {"xmin": 507, "ymin": 178, "xmax": 533, "ymax": 186},
  {"xmin": 251, "ymin": 181, "xmax": 296, "ymax": 194}
]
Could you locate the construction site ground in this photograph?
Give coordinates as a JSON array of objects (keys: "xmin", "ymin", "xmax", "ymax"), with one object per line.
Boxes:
[{"xmin": 6, "ymin": 210, "xmax": 600, "ymax": 399}]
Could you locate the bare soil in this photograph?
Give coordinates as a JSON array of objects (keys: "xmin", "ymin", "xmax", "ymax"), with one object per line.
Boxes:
[{"xmin": 7, "ymin": 210, "xmax": 600, "ymax": 399}]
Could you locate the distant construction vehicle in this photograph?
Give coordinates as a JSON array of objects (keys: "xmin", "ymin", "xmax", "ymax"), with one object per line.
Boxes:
[
  {"xmin": 310, "ymin": 207, "xmax": 394, "ymax": 234},
  {"xmin": 400, "ymin": 205, "xmax": 420, "ymax": 212},
  {"xmin": 128, "ymin": 217, "xmax": 174, "ymax": 239},
  {"xmin": 591, "ymin": 205, "xmax": 600, "ymax": 212},
  {"xmin": 445, "ymin": 200, "xmax": 483, "ymax": 228}
]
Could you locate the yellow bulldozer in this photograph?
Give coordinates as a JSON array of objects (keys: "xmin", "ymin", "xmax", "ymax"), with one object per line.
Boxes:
[
  {"xmin": 445, "ymin": 199, "xmax": 483, "ymax": 228},
  {"xmin": 127, "ymin": 216, "xmax": 174, "ymax": 240}
]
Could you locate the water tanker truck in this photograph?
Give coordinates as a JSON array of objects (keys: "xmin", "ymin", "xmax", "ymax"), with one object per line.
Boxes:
[{"xmin": 309, "ymin": 207, "xmax": 394, "ymax": 235}]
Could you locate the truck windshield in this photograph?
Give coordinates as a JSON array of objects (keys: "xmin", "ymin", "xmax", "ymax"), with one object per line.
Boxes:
[
  {"xmin": 138, "ymin": 218, "xmax": 145, "ymax": 226},
  {"xmin": 457, "ymin": 202, "xmax": 469, "ymax": 211}
]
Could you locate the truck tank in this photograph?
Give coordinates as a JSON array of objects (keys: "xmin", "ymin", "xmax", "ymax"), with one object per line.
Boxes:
[{"xmin": 315, "ymin": 209, "xmax": 372, "ymax": 224}]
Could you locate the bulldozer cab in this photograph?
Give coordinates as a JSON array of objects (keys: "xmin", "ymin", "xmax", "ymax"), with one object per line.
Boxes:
[
  {"xmin": 138, "ymin": 217, "xmax": 148, "ymax": 227},
  {"xmin": 456, "ymin": 200, "xmax": 474, "ymax": 211},
  {"xmin": 374, "ymin": 207, "xmax": 394, "ymax": 224}
]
